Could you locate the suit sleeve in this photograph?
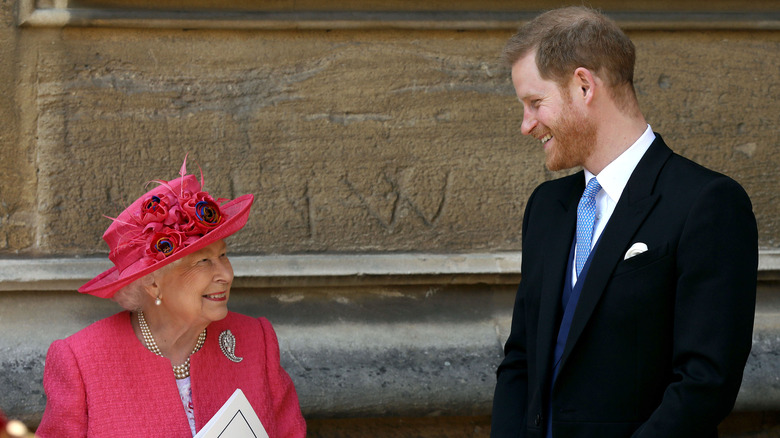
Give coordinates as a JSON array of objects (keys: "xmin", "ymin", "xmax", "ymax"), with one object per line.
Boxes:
[
  {"xmin": 491, "ymin": 187, "xmax": 540, "ymax": 438},
  {"xmin": 258, "ymin": 318, "xmax": 307, "ymax": 438},
  {"xmin": 634, "ymin": 177, "xmax": 758, "ymax": 437},
  {"xmin": 36, "ymin": 340, "xmax": 89, "ymax": 438}
]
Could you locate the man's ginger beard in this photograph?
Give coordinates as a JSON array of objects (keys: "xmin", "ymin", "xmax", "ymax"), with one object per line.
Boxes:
[{"xmin": 538, "ymin": 88, "xmax": 597, "ymax": 172}]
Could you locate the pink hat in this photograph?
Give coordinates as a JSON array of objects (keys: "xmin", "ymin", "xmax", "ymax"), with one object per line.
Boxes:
[{"xmin": 79, "ymin": 158, "xmax": 254, "ymax": 298}]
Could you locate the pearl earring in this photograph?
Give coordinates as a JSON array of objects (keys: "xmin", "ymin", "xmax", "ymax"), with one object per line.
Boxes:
[{"xmin": 155, "ymin": 296, "xmax": 162, "ymax": 306}]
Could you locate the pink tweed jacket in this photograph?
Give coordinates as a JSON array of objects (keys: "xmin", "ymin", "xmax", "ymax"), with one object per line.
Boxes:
[{"xmin": 37, "ymin": 311, "xmax": 306, "ymax": 437}]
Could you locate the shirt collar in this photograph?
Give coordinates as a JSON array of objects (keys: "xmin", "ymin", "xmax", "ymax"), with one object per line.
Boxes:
[{"xmin": 584, "ymin": 125, "xmax": 655, "ymax": 204}]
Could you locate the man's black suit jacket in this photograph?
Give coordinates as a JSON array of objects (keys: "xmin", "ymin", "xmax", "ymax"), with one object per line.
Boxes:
[{"xmin": 491, "ymin": 135, "xmax": 758, "ymax": 438}]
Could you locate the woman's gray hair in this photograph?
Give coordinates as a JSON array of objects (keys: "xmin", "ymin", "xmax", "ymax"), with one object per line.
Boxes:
[
  {"xmin": 111, "ymin": 273, "xmax": 155, "ymax": 311},
  {"xmin": 111, "ymin": 261, "xmax": 177, "ymax": 311}
]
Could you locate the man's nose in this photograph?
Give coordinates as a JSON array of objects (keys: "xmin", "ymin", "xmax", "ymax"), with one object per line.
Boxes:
[{"xmin": 520, "ymin": 110, "xmax": 537, "ymax": 136}]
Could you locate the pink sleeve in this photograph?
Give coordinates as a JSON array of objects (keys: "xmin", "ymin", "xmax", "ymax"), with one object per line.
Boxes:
[
  {"xmin": 259, "ymin": 318, "xmax": 307, "ymax": 438},
  {"xmin": 37, "ymin": 340, "xmax": 88, "ymax": 438}
]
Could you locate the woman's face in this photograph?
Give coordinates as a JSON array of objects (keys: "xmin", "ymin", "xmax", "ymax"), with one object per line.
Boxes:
[{"xmin": 153, "ymin": 239, "xmax": 233, "ymax": 328}]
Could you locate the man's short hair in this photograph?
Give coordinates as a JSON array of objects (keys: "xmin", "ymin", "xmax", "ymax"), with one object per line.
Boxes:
[{"xmin": 503, "ymin": 6, "xmax": 637, "ymax": 109}]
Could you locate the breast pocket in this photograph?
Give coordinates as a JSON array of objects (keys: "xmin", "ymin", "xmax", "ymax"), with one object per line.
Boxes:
[{"xmin": 612, "ymin": 242, "xmax": 671, "ymax": 278}]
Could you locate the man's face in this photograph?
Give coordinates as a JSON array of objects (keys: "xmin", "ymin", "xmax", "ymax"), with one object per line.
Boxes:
[{"xmin": 511, "ymin": 52, "xmax": 596, "ymax": 171}]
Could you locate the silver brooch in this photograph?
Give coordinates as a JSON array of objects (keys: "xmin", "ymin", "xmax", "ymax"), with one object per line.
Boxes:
[{"xmin": 219, "ymin": 330, "xmax": 243, "ymax": 363}]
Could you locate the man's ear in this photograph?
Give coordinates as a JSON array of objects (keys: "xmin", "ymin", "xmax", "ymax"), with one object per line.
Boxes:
[{"xmin": 572, "ymin": 67, "xmax": 597, "ymax": 104}]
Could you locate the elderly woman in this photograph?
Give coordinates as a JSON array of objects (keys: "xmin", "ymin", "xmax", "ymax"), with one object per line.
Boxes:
[{"xmin": 37, "ymin": 160, "xmax": 306, "ymax": 437}]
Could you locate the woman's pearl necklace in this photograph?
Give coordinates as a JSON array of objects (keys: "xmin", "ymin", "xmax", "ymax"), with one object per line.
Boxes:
[{"xmin": 138, "ymin": 311, "xmax": 206, "ymax": 379}]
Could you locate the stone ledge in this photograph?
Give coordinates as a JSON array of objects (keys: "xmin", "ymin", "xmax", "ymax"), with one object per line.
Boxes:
[
  {"xmin": 0, "ymin": 252, "xmax": 524, "ymax": 291},
  {"xmin": 1, "ymin": 250, "xmax": 779, "ymax": 291}
]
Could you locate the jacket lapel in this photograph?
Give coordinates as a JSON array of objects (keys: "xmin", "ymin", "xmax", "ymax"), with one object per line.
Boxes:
[
  {"xmin": 557, "ymin": 136, "xmax": 673, "ymax": 371},
  {"xmin": 536, "ymin": 175, "xmax": 582, "ymax": 382}
]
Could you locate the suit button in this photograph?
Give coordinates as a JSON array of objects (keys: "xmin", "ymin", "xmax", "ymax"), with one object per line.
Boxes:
[{"xmin": 535, "ymin": 413, "xmax": 542, "ymax": 426}]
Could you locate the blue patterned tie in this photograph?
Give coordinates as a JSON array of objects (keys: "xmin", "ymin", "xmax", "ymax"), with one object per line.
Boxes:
[{"xmin": 575, "ymin": 178, "xmax": 602, "ymax": 277}]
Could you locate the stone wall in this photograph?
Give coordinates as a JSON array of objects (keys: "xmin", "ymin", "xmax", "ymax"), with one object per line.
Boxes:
[
  {"xmin": 0, "ymin": 0, "xmax": 778, "ymax": 436},
  {"xmin": 2, "ymin": 2, "xmax": 779, "ymax": 256}
]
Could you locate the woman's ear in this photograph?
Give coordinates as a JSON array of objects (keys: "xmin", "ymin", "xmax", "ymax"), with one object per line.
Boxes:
[{"xmin": 142, "ymin": 273, "xmax": 161, "ymax": 301}]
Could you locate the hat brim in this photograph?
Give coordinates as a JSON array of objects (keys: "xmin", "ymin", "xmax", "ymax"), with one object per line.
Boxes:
[{"xmin": 78, "ymin": 193, "xmax": 254, "ymax": 299}]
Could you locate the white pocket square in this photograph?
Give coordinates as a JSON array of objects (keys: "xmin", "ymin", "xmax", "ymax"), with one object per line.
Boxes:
[{"xmin": 624, "ymin": 242, "xmax": 648, "ymax": 260}]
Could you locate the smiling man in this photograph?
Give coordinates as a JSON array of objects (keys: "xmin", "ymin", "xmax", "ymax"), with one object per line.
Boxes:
[{"xmin": 491, "ymin": 6, "xmax": 758, "ymax": 438}]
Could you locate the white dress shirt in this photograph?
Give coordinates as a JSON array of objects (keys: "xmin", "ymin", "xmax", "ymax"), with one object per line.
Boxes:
[{"xmin": 572, "ymin": 125, "xmax": 656, "ymax": 285}]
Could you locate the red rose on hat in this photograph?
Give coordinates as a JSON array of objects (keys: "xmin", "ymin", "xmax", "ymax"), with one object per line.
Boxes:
[{"xmin": 180, "ymin": 192, "xmax": 223, "ymax": 235}]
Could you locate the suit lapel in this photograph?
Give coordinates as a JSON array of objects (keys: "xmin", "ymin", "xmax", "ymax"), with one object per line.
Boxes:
[
  {"xmin": 557, "ymin": 136, "xmax": 673, "ymax": 371},
  {"xmin": 536, "ymin": 175, "xmax": 582, "ymax": 382}
]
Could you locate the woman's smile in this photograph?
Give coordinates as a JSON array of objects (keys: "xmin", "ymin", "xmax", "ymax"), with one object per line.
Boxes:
[{"xmin": 202, "ymin": 291, "xmax": 228, "ymax": 302}]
